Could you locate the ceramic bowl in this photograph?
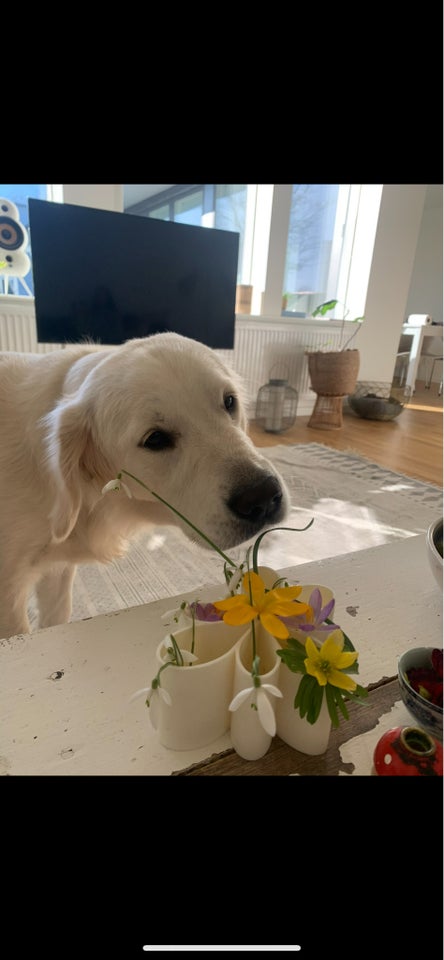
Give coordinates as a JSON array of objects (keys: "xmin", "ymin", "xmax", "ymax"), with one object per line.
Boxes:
[
  {"xmin": 398, "ymin": 647, "xmax": 443, "ymax": 741},
  {"xmin": 348, "ymin": 394, "xmax": 404, "ymax": 420},
  {"xmin": 426, "ymin": 517, "xmax": 443, "ymax": 590}
]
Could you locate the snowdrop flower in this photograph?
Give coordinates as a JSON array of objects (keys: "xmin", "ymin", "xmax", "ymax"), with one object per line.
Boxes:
[
  {"xmin": 161, "ymin": 634, "xmax": 198, "ymax": 665},
  {"xmin": 101, "ymin": 476, "xmax": 132, "ymax": 498},
  {"xmin": 224, "ymin": 563, "xmax": 246, "ymax": 594},
  {"xmin": 229, "ymin": 679, "xmax": 283, "ymax": 737},
  {"xmin": 161, "ymin": 601, "xmax": 192, "ymax": 629},
  {"xmin": 130, "ymin": 680, "xmax": 172, "ymax": 731},
  {"xmin": 130, "ymin": 682, "xmax": 172, "ymax": 708}
]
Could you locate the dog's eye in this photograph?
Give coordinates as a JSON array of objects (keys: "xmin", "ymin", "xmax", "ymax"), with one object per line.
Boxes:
[
  {"xmin": 140, "ymin": 430, "xmax": 174, "ymax": 451},
  {"xmin": 224, "ymin": 393, "xmax": 237, "ymax": 414}
]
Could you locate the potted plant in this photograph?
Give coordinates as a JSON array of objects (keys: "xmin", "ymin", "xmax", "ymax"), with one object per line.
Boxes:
[{"xmin": 306, "ymin": 299, "xmax": 365, "ymax": 397}]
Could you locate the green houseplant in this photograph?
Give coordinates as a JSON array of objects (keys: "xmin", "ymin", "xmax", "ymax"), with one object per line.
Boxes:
[
  {"xmin": 311, "ymin": 298, "xmax": 365, "ymax": 351},
  {"xmin": 306, "ymin": 299, "xmax": 365, "ymax": 426}
]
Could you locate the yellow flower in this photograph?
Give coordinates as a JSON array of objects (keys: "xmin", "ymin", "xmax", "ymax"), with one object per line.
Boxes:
[
  {"xmin": 213, "ymin": 571, "xmax": 310, "ymax": 640},
  {"xmin": 304, "ymin": 630, "xmax": 358, "ymax": 691}
]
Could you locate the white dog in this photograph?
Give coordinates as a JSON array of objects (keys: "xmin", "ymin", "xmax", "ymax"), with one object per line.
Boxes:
[{"xmin": 0, "ymin": 333, "xmax": 290, "ymax": 639}]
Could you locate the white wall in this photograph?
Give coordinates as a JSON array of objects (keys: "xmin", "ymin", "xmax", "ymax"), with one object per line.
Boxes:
[
  {"xmin": 404, "ymin": 186, "xmax": 443, "ymax": 379},
  {"xmin": 260, "ymin": 185, "xmax": 293, "ymax": 315},
  {"xmin": 62, "ymin": 184, "xmax": 123, "ymax": 211},
  {"xmin": 406, "ymin": 186, "xmax": 443, "ymax": 323},
  {"xmin": 358, "ymin": 184, "xmax": 427, "ymax": 383}
]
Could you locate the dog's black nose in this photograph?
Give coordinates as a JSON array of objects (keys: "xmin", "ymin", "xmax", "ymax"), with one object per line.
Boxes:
[{"xmin": 228, "ymin": 475, "xmax": 283, "ymax": 524}]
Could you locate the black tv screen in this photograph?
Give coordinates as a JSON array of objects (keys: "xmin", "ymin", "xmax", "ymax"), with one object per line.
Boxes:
[{"xmin": 28, "ymin": 198, "xmax": 239, "ymax": 349}]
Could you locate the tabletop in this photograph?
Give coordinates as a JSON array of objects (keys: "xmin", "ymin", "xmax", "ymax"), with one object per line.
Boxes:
[{"xmin": 0, "ymin": 534, "xmax": 442, "ymax": 776}]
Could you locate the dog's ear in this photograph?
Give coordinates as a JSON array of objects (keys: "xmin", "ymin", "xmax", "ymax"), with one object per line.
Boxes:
[{"xmin": 44, "ymin": 400, "xmax": 112, "ymax": 542}]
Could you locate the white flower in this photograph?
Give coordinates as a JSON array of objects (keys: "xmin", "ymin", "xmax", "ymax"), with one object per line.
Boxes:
[
  {"xmin": 101, "ymin": 478, "xmax": 132, "ymax": 498},
  {"xmin": 229, "ymin": 681, "xmax": 283, "ymax": 736},
  {"xmin": 225, "ymin": 563, "xmax": 245, "ymax": 594},
  {"xmin": 161, "ymin": 602, "xmax": 191, "ymax": 629},
  {"xmin": 130, "ymin": 683, "xmax": 172, "ymax": 731},
  {"xmin": 129, "ymin": 684, "xmax": 172, "ymax": 706},
  {"xmin": 161, "ymin": 636, "xmax": 198, "ymax": 665}
]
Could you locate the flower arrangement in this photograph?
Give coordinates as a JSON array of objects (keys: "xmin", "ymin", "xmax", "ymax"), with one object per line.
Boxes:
[{"xmin": 102, "ymin": 469, "xmax": 368, "ymax": 745}]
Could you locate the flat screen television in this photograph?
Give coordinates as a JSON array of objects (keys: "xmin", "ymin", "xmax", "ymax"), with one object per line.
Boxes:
[{"xmin": 27, "ymin": 198, "xmax": 239, "ymax": 349}]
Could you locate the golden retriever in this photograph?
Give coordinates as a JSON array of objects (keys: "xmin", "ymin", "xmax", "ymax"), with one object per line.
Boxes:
[{"xmin": 0, "ymin": 333, "xmax": 290, "ymax": 639}]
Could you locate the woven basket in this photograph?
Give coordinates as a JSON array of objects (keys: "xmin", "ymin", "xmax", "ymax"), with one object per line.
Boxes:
[{"xmin": 306, "ymin": 349, "xmax": 360, "ymax": 396}]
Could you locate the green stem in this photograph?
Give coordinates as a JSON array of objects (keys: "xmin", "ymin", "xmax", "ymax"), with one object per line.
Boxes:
[
  {"xmin": 251, "ymin": 521, "xmax": 314, "ymax": 573},
  {"xmin": 119, "ymin": 469, "xmax": 237, "ymax": 568},
  {"xmin": 245, "ymin": 554, "xmax": 257, "ymax": 665}
]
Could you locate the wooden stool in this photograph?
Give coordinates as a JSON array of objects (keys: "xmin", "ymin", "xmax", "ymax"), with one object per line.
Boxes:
[{"xmin": 308, "ymin": 394, "xmax": 346, "ymax": 430}]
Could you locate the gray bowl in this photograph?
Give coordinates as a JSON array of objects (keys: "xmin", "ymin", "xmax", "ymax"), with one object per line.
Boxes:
[
  {"xmin": 398, "ymin": 647, "xmax": 443, "ymax": 741},
  {"xmin": 348, "ymin": 394, "xmax": 404, "ymax": 420}
]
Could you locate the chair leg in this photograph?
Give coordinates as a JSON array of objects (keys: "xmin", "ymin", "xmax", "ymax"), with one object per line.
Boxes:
[{"xmin": 424, "ymin": 358, "xmax": 434, "ymax": 389}]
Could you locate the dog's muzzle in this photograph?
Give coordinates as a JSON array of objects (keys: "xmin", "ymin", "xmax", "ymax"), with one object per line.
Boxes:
[{"xmin": 228, "ymin": 474, "xmax": 284, "ymax": 527}]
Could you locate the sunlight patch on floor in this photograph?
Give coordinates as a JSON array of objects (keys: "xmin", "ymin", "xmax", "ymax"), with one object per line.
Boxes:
[
  {"xmin": 406, "ymin": 400, "xmax": 443, "ymax": 413},
  {"xmin": 377, "ymin": 482, "xmax": 414, "ymax": 492}
]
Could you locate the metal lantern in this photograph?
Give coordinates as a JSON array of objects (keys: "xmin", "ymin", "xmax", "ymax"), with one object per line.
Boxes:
[{"xmin": 256, "ymin": 377, "xmax": 298, "ymax": 433}]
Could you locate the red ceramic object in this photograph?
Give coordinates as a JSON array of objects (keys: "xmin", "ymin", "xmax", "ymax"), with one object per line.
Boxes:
[{"xmin": 373, "ymin": 726, "xmax": 443, "ymax": 776}]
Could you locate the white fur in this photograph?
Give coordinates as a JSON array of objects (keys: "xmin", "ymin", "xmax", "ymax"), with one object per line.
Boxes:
[{"xmin": 0, "ymin": 333, "xmax": 290, "ymax": 638}]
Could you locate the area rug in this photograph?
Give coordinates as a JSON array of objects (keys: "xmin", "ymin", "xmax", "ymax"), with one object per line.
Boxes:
[{"xmin": 28, "ymin": 443, "xmax": 442, "ymax": 629}]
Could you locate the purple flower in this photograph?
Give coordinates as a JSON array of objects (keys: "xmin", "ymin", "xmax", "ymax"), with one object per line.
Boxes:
[
  {"xmin": 280, "ymin": 588, "xmax": 340, "ymax": 640},
  {"xmin": 189, "ymin": 601, "xmax": 224, "ymax": 622}
]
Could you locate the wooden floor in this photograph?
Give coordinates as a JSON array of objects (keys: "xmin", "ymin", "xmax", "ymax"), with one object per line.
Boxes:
[{"xmin": 248, "ymin": 381, "xmax": 443, "ymax": 487}]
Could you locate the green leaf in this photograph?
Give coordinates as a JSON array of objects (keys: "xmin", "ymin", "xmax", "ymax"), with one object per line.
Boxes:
[
  {"xmin": 312, "ymin": 299, "xmax": 338, "ymax": 317},
  {"xmin": 342, "ymin": 684, "xmax": 369, "ymax": 705},
  {"xmin": 295, "ymin": 674, "xmax": 318, "ymax": 719},
  {"xmin": 306, "ymin": 683, "xmax": 324, "ymax": 724},
  {"xmin": 293, "ymin": 674, "xmax": 309, "ymax": 714},
  {"xmin": 277, "ymin": 645, "xmax": 306, "ymax": 673},
  {"xmin": 333, "ymin": 687, "xmax": 350, "ymax": 721},
  {"xmin": 325, "ymin": 683, "xmax": 340, "ymax": 727}
]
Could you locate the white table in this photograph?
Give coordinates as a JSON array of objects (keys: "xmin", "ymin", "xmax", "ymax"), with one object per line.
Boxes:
[
  {"xmin": 401, "ymin": 323, "xmax": 443, "ymax": 392},
  {"xmin": 0, "ymin": 535, "xmax": 441, "ymax": 776}
]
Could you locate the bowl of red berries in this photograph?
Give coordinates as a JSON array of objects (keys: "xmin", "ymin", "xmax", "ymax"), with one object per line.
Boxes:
[{"xmin": 398, "ymin": 647, "xmax": 443, "ymax": 741}]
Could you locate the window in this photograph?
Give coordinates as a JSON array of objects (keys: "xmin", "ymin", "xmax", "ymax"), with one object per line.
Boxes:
[
  {"xmin": 124, "ymin": 184, "xmax": 378, "ymax": 321},
  {"xmin": 283, "ymin": 184, "xmax": 342, "ymax": 316},
  {"xmin": 0, "ymin": 183, "xmax": 48, "ymax": 295},
  {"xmin": 174, "ymin": 190, "xmax": 203, "ymax": 225}
]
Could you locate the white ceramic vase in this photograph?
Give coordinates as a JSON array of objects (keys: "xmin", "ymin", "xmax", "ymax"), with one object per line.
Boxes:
[
  {"xmin": 276, "ymin": 667, "xmax": 331, "ymax": 755},
  {"xmin": 153, "ymin": 620, "xmax": 246, "ymax": 750},
  {"xmin": 275, "ymin": 583, "xmax": 334, "ymax": 755},
  {"xmin": 229, "ymin": 621, "xmax": 282, "ymax": 761}
]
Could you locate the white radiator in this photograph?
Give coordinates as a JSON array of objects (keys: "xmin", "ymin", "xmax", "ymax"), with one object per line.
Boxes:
[
  {"xmin": 0, "ymin": 300, "xmax": 344, "ymax": 416},
  {"xmin": 226, "ymin": 316, "xmax": 343, "ymax": 416},
  {"xmin": 0, "ymin": 296, "xmax": 61, "ymax": 354}
]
